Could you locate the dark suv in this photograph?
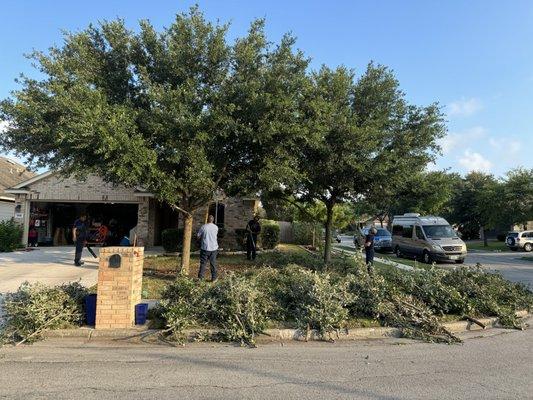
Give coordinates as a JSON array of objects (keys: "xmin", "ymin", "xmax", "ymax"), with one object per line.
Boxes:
[{"xmin": 506, "ymin": 231, "xmax": 533, "ymax": 252}]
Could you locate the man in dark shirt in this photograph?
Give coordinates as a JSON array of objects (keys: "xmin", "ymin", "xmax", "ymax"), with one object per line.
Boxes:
[
  {"xmin": 246, "ymin": 215, "xmax": 261, "ymax": 261},
  {"xmin": 364, "ymin": 227, "xmax": 377, "ymax": 274},
  {"xmin": 73, "ymin": 213, "xmax": 88, "ymax": 266}
]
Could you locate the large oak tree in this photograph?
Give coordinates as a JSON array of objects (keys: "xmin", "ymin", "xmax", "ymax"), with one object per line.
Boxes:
[{"xmin": 0, "ymin": 8, "xmax": 308, "ymax": 273}]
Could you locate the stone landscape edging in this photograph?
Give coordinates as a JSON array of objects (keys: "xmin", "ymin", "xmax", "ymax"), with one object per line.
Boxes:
[{"xmin": 42, "ymin": 311, "xmax": 530, "ymax": 341}]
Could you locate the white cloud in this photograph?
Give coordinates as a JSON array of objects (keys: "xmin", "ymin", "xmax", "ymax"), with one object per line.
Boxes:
[
  {"xmin": 458, "ymin": 150, "xmax": 492, "ymax": 173},
  {"xmin": 448, "ymin": 97, "xmax": 483, "ymax": 117},
  {"xmin": 489, "ymin": 137, "xmax": 521, "ymax": 155},
  {"xmin": 438, "ymin": 126, "xmax": 486, "ymax": 154}
]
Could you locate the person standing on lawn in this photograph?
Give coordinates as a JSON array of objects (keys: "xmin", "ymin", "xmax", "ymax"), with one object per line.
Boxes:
[
  {"xmin": 73, "ymin": 213, "xmax": 88, "ymax": 266},
  {"xmin": 246, "ymin": 215, "xmax": 261, "ymax": 261},
  {"xmin": 197, "ymin": 214, "xmax": 219, "ymax": 281},
  {"xmin": 364, "ymin": 227, "xmax": 377, "ymax": 274}
]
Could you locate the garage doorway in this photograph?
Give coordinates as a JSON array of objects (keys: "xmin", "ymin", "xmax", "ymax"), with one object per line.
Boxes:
[{"xmin": 29, "ymin": 202, "xmax": 138, "ymax": 246}]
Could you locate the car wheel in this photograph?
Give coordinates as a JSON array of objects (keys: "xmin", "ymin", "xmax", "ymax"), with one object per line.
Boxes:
[
  {"xmin": 524, "ymin": 243, "xmax": 532, "ymax": 252},
  {"xmin": 395, "ymin": 246, "xmax": 402, "ymax": 258},
  {"xmin": 455, "ymin": 259, "xmax": 464, "ymax": 264},
  {"xmin": 423, "ymin": 250, "xmax": 432, "ymax": 264}
]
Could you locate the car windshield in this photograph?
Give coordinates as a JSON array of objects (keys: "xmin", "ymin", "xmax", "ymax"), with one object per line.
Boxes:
[
  {"xmin": 508, "ymin": 232, "xmax": 519, "ymax": 237},
  {"xmin": 422, "ymin": 225, "xmax": 457, "ymax": 239},
  {"xmin": 376, "ymin": 229, "xmax": 391, "ymax": 237}
]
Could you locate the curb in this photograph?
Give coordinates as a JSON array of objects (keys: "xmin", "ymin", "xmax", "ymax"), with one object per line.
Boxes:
[{"xmin": 42, "ymin": 311, "xmax": 530, "ymax": 341}]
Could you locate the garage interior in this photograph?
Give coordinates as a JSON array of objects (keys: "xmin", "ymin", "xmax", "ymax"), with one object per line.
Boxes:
[{"xmin": 29, "ymin": 202, "xmax": 138, "ymax": 246}]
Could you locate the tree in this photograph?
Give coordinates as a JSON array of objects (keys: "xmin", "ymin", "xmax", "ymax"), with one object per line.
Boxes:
[
  {"xmin": 0, "ymin": 8, "xmax": 308, "ymax": 273},
  {"xmin": 448, "ymin": 172, "xmax": 501, "ymax": 245},
  {"xmin": 500, "ymin": 168, "xmax": 533, "ymax": 229},
  {"xmin": 359, "ymin": 170, "xmax": 461, "ymax": 224},
  {"xmin": 287, "ymin": 64, "xmax": 445, "ymax": 263}
]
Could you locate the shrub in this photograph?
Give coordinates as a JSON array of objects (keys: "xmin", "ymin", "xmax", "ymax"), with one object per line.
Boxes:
[
  {"xmin": 260, "ymin": 221, "xmax": 280, "ymax": 249},
  {"xmin": 0, "ymin": 219, "xmax": 22, "ymax": 252},
  {"xmin": 234, "ymin": 228, "xmax": 248, "ymax": 250},
  {"xmin": 293, "ymin": 221, "xmax": 321, "ymax": 245},
  {"xmin": 0, "ymin": 282, "xmax": 85, "ymax": 345},
  {"xmin": 259, "ymin": 250, "xmax": 323, "ymax": 271},
  {"xmin": 496, "ymin": 233, "xmax": 506, "ymax": 242},
  {"xmin": 161, "ymin": 228, "xmax": 199, "ymax": 253}
]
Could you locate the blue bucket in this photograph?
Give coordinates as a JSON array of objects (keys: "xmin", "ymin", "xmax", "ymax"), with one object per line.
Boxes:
[
  {"xmin": 84, "ymin": 294, "xmax": 97, "ymax": 326},
  {"xmin": 135, "ymin": 303, "xmax": 149, "ymax": 325}
]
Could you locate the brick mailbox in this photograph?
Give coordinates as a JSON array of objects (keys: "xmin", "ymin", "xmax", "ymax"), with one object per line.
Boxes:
[{"xmin": 95, "ymin": 247, "xmax": 144, "ymax": 329}]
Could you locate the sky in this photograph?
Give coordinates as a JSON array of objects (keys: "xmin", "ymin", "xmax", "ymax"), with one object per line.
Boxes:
[{"xmin": 1, "ymin": 0, "xmax": 532, "ymax": 177}]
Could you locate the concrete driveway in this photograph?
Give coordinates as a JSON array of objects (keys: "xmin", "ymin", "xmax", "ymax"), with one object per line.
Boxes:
[{"xmin": 0, "ymin": 246, "xmax": 99, "ymax": 293}]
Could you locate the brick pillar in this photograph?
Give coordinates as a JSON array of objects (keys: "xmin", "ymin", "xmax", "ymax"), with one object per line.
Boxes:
[
  {"xmin": 13, "ymin": 194, "xmax": 30, "ymax": 247},
  {"xmin": 95, "ymin": 247, "xmax": 144, "ymax": 329}
]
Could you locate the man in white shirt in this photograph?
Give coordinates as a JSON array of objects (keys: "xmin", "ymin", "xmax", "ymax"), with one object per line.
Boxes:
[{"xmin": 197, "ymin": 215, "xmax": 219, "ymax": 280}]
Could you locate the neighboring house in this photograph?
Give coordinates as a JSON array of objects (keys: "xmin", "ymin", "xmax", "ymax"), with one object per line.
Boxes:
[
  {"xmin": 6, "ymin": 172, "xmax": 258, "ymax": 248},
  {"xmin": 0, "ymin": 156, "xmax": 35, "ymax": 221}
]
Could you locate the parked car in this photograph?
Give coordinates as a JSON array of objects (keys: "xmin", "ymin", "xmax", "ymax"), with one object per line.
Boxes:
[
  {"xmin": 505, "ymin": 231, "xmax": 533, "ymax": 252},
  {"xmin": 353, "ymin": 227, "xmax": 393, "ymax": 252},
  {"xmin": 391, "ymin": 213, "xmax": 467, "ymax": 264}
]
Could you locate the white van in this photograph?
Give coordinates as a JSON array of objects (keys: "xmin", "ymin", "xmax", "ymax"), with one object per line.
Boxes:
[{"xmin": 391, "ymin": 213, "xmax": 467, "ymax": 264}]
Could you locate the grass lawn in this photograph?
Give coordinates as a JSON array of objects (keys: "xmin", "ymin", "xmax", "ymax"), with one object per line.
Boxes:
[
  {"xmin": 142, "ymin": 244, "xmax": 308, "ymax": 298},
  {"xmin": 466, "ymin": 241, "xmax": 508, "ymax": 252}
]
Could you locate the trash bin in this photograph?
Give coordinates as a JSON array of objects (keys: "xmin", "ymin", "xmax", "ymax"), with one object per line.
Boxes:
[
  {"xmin": 135, "ymin": 303, "xmax": 149, "ymax": 325},
  {"xmin": 84, "ymin": 294, "xmax": 97, "ymax": 326}
]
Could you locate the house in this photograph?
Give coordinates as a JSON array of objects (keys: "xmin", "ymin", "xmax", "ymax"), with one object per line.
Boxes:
[
  {"xmin": 6, "ymin": 172, "xmax": 258, "ymax": 248},
  {"xmin": 0, "ymin": 156, "xmax": 35, "ymax": 221}
]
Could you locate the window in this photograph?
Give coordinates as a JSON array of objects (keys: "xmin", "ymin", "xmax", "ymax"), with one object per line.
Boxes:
[
  {"xmin": 422, "ymin": 225, "xmax": 457, "ymax": 239},
  {"xmin": 376, "ymin": 229, "xmax": 391, "ymax": 237},
  {"xmin": 402, "ymin": 225, "xmax": 413, "ymax": 238},
  {"xmin": 415, "ymin": 226, "xmax": 425, "ymax": 240},
  {"xmin": 208, "ymin": 202, "xmax": 225, "ymax": 228},
  {"xmin": 392, "ymin": 225, "xmax": 403, "ymax": 236}
]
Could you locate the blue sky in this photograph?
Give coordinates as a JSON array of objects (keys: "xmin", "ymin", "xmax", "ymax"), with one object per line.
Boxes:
[{"xmin": 1, "ymin": 0, "xmax": 532, "ymax": 177}]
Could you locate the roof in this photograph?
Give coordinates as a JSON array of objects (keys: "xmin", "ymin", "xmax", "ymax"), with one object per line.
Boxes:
[{"xmin": 0, "ymin": 157, "xmax": 35, "ymax": 201}]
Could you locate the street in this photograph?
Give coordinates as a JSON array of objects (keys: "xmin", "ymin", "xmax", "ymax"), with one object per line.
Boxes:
[{"xmin": 0, "ymin": 324, "xmax": 532, "ymax": 400}]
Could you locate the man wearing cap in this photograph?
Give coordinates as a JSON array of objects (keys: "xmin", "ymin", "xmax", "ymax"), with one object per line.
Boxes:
[{"xmin": 246, "ymin": 215, "xmax": 261, "ymax": 261}]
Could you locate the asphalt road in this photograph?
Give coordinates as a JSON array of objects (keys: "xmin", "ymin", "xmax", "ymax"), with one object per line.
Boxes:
[{"xmin": 0, "ymin": 326, "xmax": 532, "ymax": 400}]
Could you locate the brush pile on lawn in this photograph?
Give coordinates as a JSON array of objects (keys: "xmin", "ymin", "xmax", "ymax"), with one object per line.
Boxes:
[
  {"xmin": 154, "ymin": 252, "xmax": 532, "ymax": 345},
  {"xmin": 1, "ymin": 250, "xmax": 531, "ymax": 347}
]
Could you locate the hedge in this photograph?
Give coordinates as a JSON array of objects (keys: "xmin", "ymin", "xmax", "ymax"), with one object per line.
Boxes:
[{"xmin": 161, "ymin": 228, "xmax": 200, "ymax": 253}]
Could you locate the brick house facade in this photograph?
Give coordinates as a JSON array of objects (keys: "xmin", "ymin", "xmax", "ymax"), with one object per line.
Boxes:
[{"xmin": 7, "ymin": 172, "xmax": 258, "ymax": 249}]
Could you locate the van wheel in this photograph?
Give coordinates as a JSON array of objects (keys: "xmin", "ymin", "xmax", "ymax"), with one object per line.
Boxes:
[
  {"xmin": 395, "ymin": 246, "xmax": 402, "ymax": 258},
  {"xmin": 455, "ymin": 259, "xmax": 465, "ymax": 264},
  {"xmin": 524, "ymin": 243, "xmax": 532, "ymax": 252},
  {"xmin": 423, "ymin": 250, "xmax": 432, "ymax": 264}
]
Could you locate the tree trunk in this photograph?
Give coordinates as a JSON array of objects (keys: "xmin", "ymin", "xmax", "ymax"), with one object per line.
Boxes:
[
  {"xmin": 482, "ymin": 226, "xmax": 488, "ymax": 247},
  {"xmin": 180, "ymin": 214, "xmax": 193, "ymax": 276},
  {"xmin": 323, "ymin": 203, "xmax": 334, "ymax": 264}
]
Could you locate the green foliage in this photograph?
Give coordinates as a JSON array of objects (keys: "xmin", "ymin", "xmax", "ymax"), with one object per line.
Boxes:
[
  {"xmin": 0, "ymin": 282, "xmax": 86, "ymax": 344},
  {"xmin": 259, "ymin": 266, "xmax": 354, "ymax": 336},
  {"xmin": 160, "ymin": 273, "xmax": 271, "ymax": 345},
  {"xmin": 0, "ymin": 219, "xmax": 22, "ymax": 252},
  {"xmin": 159, "ymin": 276, "xmax": 209, "ymax": 341},
  {"xmin": 500, "ymin": 168, "xmax": 533, "ymax": 228},
  {"xmin": 234, "ymin": 228, "xmax": 248, "ymax": 250},
  {"xmin": 205, "ymin": 273, "xmax": 271, "ymax": 345},
  {"xmin": 161, "ymin": 228, "xmax": 199, "ymax": 253},
  {"xmin": 292, "ymin": 221, "xmax": 321, "ymax": 245},
  {"xmin": 260, "ymin": 220, "xmax": 280, "ymax": 249}
]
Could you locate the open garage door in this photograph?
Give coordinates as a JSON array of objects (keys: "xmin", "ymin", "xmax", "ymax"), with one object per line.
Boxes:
[{"xmin": 30, "ymin": 202, "xmax": 138, "ymax": 246}]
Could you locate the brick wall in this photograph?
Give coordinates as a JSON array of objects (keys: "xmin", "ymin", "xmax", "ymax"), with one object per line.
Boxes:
[
  {"xmin": 95, "ymin": 247, "xmax": 144, "ymax": 329},
  {"xmin": 189, "ymin": 197, "xmax": 258, "ymax": 249},
  {"xmin": 28, "ymin": 174, "xmax": 139, "ymax": 203}
]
